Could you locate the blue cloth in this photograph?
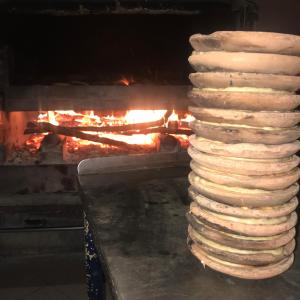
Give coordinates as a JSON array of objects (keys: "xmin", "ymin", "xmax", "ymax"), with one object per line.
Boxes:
[{"xmin": 84, "ymin": 213, "xmax": 105, "ymax": 300}]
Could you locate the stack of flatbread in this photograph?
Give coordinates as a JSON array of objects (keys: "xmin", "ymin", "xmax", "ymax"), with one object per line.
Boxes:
[{"xmin": 187, "ymin": 31, "xmax": 300, "ymax": 279}]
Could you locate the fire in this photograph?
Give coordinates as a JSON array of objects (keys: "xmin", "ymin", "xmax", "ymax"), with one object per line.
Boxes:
[
  {"xmin": 118, "ymin": 77, "xmax": 135, "ymax": 86},
  {"xmin": 124, "ymin": 110, "xmax": 167, "ymax": 123},
  {"xmin": 25, "ymin": 109, "xmax": 193, "ymax": 159},
  {"xmin": 168, "ymin": 109, "xmax": 179, "ymax": 122}
]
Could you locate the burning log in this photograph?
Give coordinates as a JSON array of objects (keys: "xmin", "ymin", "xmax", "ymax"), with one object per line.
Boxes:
[
  {"xmin": 25, "ymin": 122, "xmax": 143, "ymax": 150},
  {"xmin": 25, "ymin": 118, "xmax": 165, "ymax": 134},
  {"xmin": 24, "ymin": 120, "xmax": 192, "ymax": 137},
  {"xmin": 123, "ymin": 127, "xmax": 192, "ymax": 135}
]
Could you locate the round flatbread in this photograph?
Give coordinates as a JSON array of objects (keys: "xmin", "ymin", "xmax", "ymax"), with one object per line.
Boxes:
[
  {"xmin": 189, "ymin": 106, "xmax": 300, "ymax": 128},
  {"xmin": 188, "ymin": 88, "xmax": 300, "ymax": 111},
  {"xmin": 189, "ymin": 31, "xmax": 300, "ymax": 56},
  {"xmin": 189, "ymin": 72, "xmax": 300, "ymax": 92},
  {"xmin": 188, "ymin": 226, "xmax": 295, "ymax": 266},
  {"xmin": 190, "ymin": 202, "xmax": 298, "ymax": 236},
  {"xmin": 188, "ymin": 146, "xmax": 300, "ymax": 176},
  {"xmin": 188, "ymin": 239, "xmax": 294, "ymax": 279},
  {"xmin": 189, "ymin": 173, "xmax": 299, "ymax": 208},
  {"xmin": 188, "ymin": 187, "xmax": 298, "ymax": 218},
  {"xmin": 189, "ymin": 51, "xmax": 300, "ymax": 75},
  {"xmin": 189, "ymin": 135, "xmax": 300, "ymax": 159},
  {"xmin": 187, "ymin": 212, "xmax": 296, "ymax": 251},
  {"xmin": 190, "ymin": 120, "xmax": 300, "ymax": 145},
  {"xmin": 190, "ymin": 162, "xmax": 300, "ymax": 190}
]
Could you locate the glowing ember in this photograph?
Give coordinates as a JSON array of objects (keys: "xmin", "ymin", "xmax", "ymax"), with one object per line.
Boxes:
[{"xmin": 118, "ymin": 77, "xmax": 135, "ymax": 86}]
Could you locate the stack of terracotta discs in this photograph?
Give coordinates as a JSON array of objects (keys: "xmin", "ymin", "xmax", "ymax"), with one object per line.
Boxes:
[{"xmin": 186, "ymin": 31, "xmax": 300, "ymax": 279}]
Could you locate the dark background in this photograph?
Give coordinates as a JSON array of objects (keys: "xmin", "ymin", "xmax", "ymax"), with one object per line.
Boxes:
[
  {"xmin": 0, "ymin": 0, "xmax": 299, "ymax": 85},
  {"xmin": 255, "ymin": 0, "xmax": 300, "ymax": 35}
]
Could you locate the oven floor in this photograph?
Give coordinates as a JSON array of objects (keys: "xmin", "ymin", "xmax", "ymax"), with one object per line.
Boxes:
[{"xmin": 0, "ymin": 253, "xmax": 88, "ymax": 300}]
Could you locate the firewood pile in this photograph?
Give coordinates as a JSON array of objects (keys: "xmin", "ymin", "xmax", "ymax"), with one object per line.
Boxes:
[{"xmin": 187, "ymin": 31, "xmax": 300, "ymax": 279}]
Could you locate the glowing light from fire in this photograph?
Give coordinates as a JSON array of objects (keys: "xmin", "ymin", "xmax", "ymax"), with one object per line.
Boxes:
[
  {"xmin": 47, "ymin": 111, "xmax": 59, "ymax": 125},
  {"xmin": 124, "ymin": 110, "xmax": 167, "ymax": 124},
  {"xmin": 26, "ymin": 109, "xmax": 191, "ymax": 154},
  {"xmin": 118, "ymin": 77, "xmax": 135, "ymax": 86},
  {"xmin": 181, "ymin": 114, "xmax": 195, "ymax": 123},
  {"xmin": 167, "ymin": 109, "xmax": 179, "ymax": 122}
]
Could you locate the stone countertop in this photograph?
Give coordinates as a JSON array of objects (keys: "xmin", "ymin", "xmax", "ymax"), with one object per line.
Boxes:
[{"xmin": 80, "ymin": 175, "xmax": 300, "ymax": 300}]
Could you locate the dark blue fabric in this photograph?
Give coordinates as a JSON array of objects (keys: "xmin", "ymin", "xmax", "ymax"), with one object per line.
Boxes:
[{"xmin": 84, "ymin": 213, "xmax": 105, "ymax": 300}]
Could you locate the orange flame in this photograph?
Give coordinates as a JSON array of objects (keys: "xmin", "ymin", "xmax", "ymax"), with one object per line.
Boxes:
[
  {"xmin": 26, "ymin": 109, "xmax": 190, "ymax": 154},
  {"xmin": 118, "ymin": 76, "xmax": 135, "ymax": 86}
]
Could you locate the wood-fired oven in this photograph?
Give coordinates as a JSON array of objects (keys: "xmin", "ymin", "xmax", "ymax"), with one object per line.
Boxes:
[{"xmin": 0, "ymin": 0, "xmax": 257, "ymax": 255}]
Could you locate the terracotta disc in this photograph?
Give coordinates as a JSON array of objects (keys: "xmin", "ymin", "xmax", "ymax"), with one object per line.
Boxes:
[
  {"xmin": 188, "ymin": 146, "xmax": 300, "ymax": 175},
  {"xmin": 189, "ymin": 51, "xmax": 300, "ymax": 75},
  {"xmin": 190, "ymin": 202, "xmax": 298, "ymax": 237},
  {"xmin": 189, "ymin": 72, "xmax": 300, "ymax": 92},
  {"xmin": 188, "ymin": 239, "xmax": 294, "ymax": 280},
  {"xmin": 190, "ymin": 161, "xmax": 300, "ymax": 190},
  {"xmin": 188, "ymin": 187, "xmax": 298, "ymax": 218},
  {"xmin": 188, "ymin": 226, "xmax": 295, "ymax": 266},
  {"xmin": 188, "ymin": 88, "xmax": 300, "ymax": 111},
  {"xmin": 189, "ymin": 106, "xmax": 300, "ymax": 128},
  {"xmin": 187, "ymin": 213, "xmax": 296, "ymax": 251},
  {"xmin": 190, "ymin": 120, "xmax": 300, "ymax": 145},
  {"xmin": 189, "ymin": 135, "xmax": 300, "ymax": 159},
  {"xmin": 189, "ymin": 31, "xmax": 300, "ymax": 56},
  {"xmin": 189, "ymin": 172, "xmax": 299, "ymax": 208}
]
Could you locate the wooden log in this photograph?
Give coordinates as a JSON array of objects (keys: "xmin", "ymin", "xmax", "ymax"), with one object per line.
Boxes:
[
  {"xmin": 24, "ymin": 118, "xmax": 165, "ymax": 134},
  {"xmin": 124, "ymin": 127, "xmax": 192, "ymax": 135},
  {"xmin": 25, "ymin": 122, "xmax": 192, "ymax": 137},
  {"xmin": 26, "ymin": 122, "xmax": 143, "ymax": 150}
]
